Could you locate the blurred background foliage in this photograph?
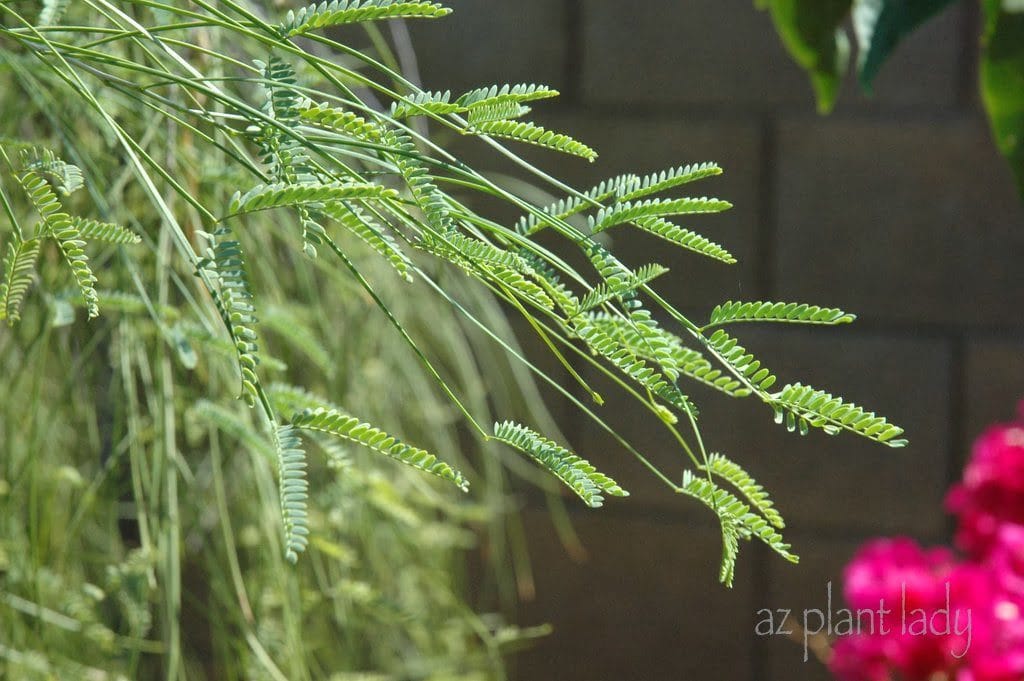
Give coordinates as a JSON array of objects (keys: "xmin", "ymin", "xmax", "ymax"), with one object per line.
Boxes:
[
  {"xmin": 0, "ymin": 2, "xmax": 567, "ymax": 678},
  {"xmin": 759, "ymin": 0, "xmax": 1024, "ymax": 195}
]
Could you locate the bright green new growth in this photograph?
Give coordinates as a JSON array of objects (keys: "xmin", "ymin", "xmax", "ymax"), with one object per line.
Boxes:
[
  {"xmin": 0, "ymin": 0, "xmax": 907, "ymax": 626},
  {"xmin": 589, "ymin": 196, "xmax": 732, "ymax": 232},
  {"xmin": 274, "ymin": 424, "xmax": 311, "ymax": 564},
  {"xmin": 619, "ymin": 162, "xmax": 725, "ymax": 201},
  {"xmin": 270, "ymin": 382, "xmax": 471, "ymax": 540},
  {"xmin": 0, "ymin": 145, "xmax": 135, "ymax": 320},
  {"xmin": 772, "ymin": 382, "xmax": 908, "ymax": 445},
  {"xmin": 200, "ymin": 226, "xmax": 261, "ymax": 406},
  {"xmin": 469, "ymin": 119, "xmax": 598, "ymax": 161},
  {"xmin": 700, "ymin": 452, "xmax": 785, "ymax": 529},
  {"xmin": 391, "ymin": 83, "xmax": 560, "ymax": 118},
  {"xmin": 706, "ymin": 329, "xmax": 779, "ymax": 392},
  {"xmin": 493, "ymin": 420, "xmax": 628, "ymax": 508},
  {"xmin": 71, "ymin": 217, "xmax": 142, "ymax": 245},
  {"xmin": 390, "ymin": 84, "xmax": 600, "ymax": 158},
  {"xmin": 575, "ymin": 263, "xmax": 669, "ymax": 314},
  {"xmin": 0, "ymin": 237, "xmax": 40, "ymax": 323},
  {"xmin": 292, "ymin": 407, "xmax": 470, "ymax": 493},
  {"xmin": 280, "ymin": 0, "xmax": 452, "ymax": 37},
  {"xmin": 679, "ymin": 470, "xmax": 797, "ymax": 588},
  {"xmin": 18, "ymin": 144, "xmax": 83, "ymax": 195},
  {"xmin": 706, "ymin": 300, "xmax": 855, "ymax": 328},
  {"xmin": 228, "ymin": 182, "xmax": 398, "ymax": 215}
]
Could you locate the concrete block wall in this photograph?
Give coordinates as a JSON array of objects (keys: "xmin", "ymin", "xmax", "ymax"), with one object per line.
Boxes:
[{"xmin": 410, "ymin": 2, "xmax": 1024, "ymax": 679}]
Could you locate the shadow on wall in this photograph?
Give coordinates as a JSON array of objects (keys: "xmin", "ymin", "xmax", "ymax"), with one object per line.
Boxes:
[{"xmin": 409, "ymin": 2, "xmax": 1024, "ymax": 680}]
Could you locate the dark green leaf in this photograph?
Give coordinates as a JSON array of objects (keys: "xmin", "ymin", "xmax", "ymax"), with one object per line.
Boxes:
[
  {"xmin": 981, "ymin": 0, "xmax": 1024, "ymax": 196},
  {"xmin": 759, "ymin": 0, "xmax": 853, "ymax": 112},
  {"xmin": 852, "ymin": 0, "xmax": 958, "ymax": 92}
]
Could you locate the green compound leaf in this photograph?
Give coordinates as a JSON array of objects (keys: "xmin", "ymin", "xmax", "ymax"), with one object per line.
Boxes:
[
  {"xmin": 573, "ymin": 316, "xmax": 696, "ymax": 413},
  {"xmin": 705, "ymin": 329, "xmax": 778, "ymax": 392},
  {"xmin": 617, "ymin": 162, "xmax": 723, "ymax": 202},
  {"xmin": 274, "ymin": 425, "xmax": 310, "ymax": 564},
  {"xmin": 380, "ymin": 128, "xmax": 453, "ymax": 233},
  {"xmin": 321, "ymin": 202, "xmax": 413, "ymax": 282},
  {"xmin": 0, "ymin": 238, "xmax": 40, "ymax": 325},
  {"xmin": 492, "ymin": 420, "xmax": 627, "ymax": 508},
  {"xmin": 392, "ymin": 84, "xmax": 557, "ymax": 119},
  {"xmin": 390, "ymin": 90, "xmax": 462, "ymax": 119},
  {"xmin": 228, "ymin": 182, "xmax": 397, "ymax": 215},
  {"xmin": 706, "ymin": 300, "xmax": 855, "ymax": 329},
  {"xmin": 466, "ymin": 101, "xmax": 532, "ymax": 126},
  {"xmin": 19, "ymin": 146, "xmax": 82, "ymax": 195},
  {"xmin": 483, "ymin": 264, "xmax": 554, "ymax": 310},
  {"xmin": 71, "ymin": 217, "xmax": 141, "ymax": 245},
  {"xmin": 583, "ymin": 312, "xmax": 751, "ymax": 398},
  {"xmin": 514, "ymin": 174, "xmax": 637, "ymax": 236},
  {"xmin": 470, "ymin": 120, "xmax": 598, "ymax": 162},
  {"xmin": 456, "ymin": 83, "xmax": 560, "ymax": 108},
  {"xmin": 576, "ymin": 263, "xmax": 669, "ymax": 314},
  {"xmin": 299, "ymin": 102, "xmax": 382, "ymax": 141},
  {"xmin": 15, "ymin": 170, "xmax": 99, "ymax": 318},
  {"xmin": 291, "ymin": 407, "xmax": 470, "ymax": 492},
  {"xmin": 679, "ymin": 470, "xmax": 798, "ymax": 587},
  {"xmin": 771, "ymin": 382, "xmax": 908, "ymax": 445},
  {"xmin": 280, "ymin": 0, "xmax": 451, "ymax": 37},
  {"xmin": 203, "ymin": 227, "xmax": 261, "ymax": 406},
  {"xmin": 590, "ymin": 197, "xmax": 732, "ymax": 233},
  {"xmin": 699, "ymin": 452, "xmax": 785, "ymax": 529},
  {"xmin": 50, "ymin": 219, "xmax": 99, "ymax": 320},
  {"xmin": 420, "ymin": 231, "xmax": 532, "ymax": 274},
  {"xmin": 632, "ymin": 217, "xmax": 737, "ymax": 264}
]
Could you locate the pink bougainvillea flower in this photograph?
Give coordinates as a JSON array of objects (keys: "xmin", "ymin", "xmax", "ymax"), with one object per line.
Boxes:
[
  {"xmin": 988, "ymin": 524, "xmax": 1024, "ymax": 596},
  {"xmin": 952, "ymin": 528, "xmax": 1024, "ymax": 681},
  {"xmin": 843, "ymin": 537, "xmax": 954, "ymax": 613},
  {"xmin": 834, "ymin": 537, "xmax": 959, "ymax": 681},
  {"xmin": 828, "ymin": 621, "xmax": 955, "ymax": 681},
  {"xmin": 829, "ymin": 633, "xmax": 889, "ymax": 681},
  {"xmin": 830, "ymin": 403, "xmax": 1024, "ymax": 681},
  {"xmin": 947, "ymin": 407, "xmax": 1024, "ymax": 558}
]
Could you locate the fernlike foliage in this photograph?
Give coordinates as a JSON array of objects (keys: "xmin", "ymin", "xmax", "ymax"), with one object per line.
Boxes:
[
  {"xmin": 0, "ymin": 237, "xmax": 40, "ymax": 324},
  {"xmin": 292, "ymin": 406, "xmax": 470, "ymax": 492},
  {"xmin": 274, "ymin": 424, "xmax": 311, "ymax": 563},
  {"xmin": 492, "ymin": 420, "xmax": 628, "ymax": 508},
  {"xmin": 0, "ymin": 0, "xmax": 907, "ymax": 610},
  {"xmin": 280, "ymin": 0, "xmax": 451, "ymax": 36},
  {"xmin": 0, "ymin": 146, "xmax": 139, "ymax": 321},
  {"xmin": 679, "ymin": 470, "xmax": 797, "ymax": 587},
  {"xmin": 706, "ymin": 300, "xmax": 855, "ymax": 328},
  {"xmin": 199, "ymin": 226, "xmax": 261, "ymax": 407}
]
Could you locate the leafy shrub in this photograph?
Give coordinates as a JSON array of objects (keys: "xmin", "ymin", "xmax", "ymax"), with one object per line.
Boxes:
[{"xmin": 1, "ymin": 0, "xmax": 906, "ymax": 676}]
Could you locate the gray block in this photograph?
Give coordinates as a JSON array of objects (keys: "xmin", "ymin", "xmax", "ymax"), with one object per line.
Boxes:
[
  {"xmin": 962, "ymin": 339, "xmax": 1024, "ymax": 467},
  {"xmin": 408, "ymin": 0, "xmax": 566, "ymax": 93},
  {"xmin": 580, "ymin": 1, "xmax": 960, "ymax": 110},
  {"xmin": 512, "ymin": 509, "xmax": 754, "ymax": 681},
  {"xmin": 774, "ymin": 117, "xmax": 1024, "ymax": 326}
]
